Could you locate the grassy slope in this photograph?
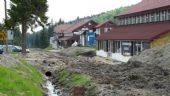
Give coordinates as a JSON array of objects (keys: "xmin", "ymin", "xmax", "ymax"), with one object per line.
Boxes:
[{"xmin": 0, "ymin": 58, "xmax": 43, "ymax": 96}]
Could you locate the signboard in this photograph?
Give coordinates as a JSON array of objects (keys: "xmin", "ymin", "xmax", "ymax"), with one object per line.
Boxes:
[
  {"xmin": 87, "ymin": 31, "xmax": 96, "ymax": 45},
  {"xmin": 0, "ymin": 31, "xmax": 6, "ymax": 40},
  {"xmin": 7, "ymin": 30, "xmax": 14, "ymax": 40}
]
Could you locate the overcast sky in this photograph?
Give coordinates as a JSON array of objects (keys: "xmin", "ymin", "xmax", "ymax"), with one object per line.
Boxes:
[{"xmin": 0, "ymin": 0, "xmax": 141, "ymax": 23}]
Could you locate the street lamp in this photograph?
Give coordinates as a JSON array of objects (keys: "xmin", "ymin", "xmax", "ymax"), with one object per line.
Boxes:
[{"xmin": 4, "ymin": 0, "xmax": 8, "ymax": 53}]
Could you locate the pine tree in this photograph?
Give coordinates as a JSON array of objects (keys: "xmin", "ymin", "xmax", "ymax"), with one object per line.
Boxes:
[
  {"xmin": 39, "ymin": 29, "xmax": 49, "ymax": 48},
  {"xmin": 7, "ymin": 0, "xmax": 48, "ymax": 54}
]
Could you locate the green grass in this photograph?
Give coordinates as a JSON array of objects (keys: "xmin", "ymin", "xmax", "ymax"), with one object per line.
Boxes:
[
  {"xmin": 18, "ymin": 59, "xmax": 43, "ymax": 83},
  {"xmin": 68, "ymin": 73, "xmax": 91, "ymax": 87},
  {"xmin": 58, "ymin": 69, "xmax": 91, "ymax": 87},
  {"xmin": 0, "ymin": 59, "xmax": 43, "ymax": 96}
]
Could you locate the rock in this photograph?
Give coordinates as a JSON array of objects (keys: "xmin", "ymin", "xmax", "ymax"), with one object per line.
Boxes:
[
  {"xmin": 43, "ymin": 60, "xmax": 47, "ymax": 63},
  {"xmin": 72, "ymin": 87, "xmax": 86, "ymax": 96}
]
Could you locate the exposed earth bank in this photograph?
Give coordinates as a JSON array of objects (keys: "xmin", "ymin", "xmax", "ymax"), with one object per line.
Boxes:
[{"xmin": 25, "ymin": 45, "xmax": 170, "ymax": 96}]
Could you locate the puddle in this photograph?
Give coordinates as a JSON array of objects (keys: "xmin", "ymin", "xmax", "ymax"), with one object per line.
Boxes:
[{"xmin": 46, "ymin": 80, "xmax": 60, "ymax": 96}]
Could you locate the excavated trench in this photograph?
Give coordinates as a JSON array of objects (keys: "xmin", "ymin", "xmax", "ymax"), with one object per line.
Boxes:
[
  {"xmin": 45, "ymin": 71, "xmax": 61, "ymax": 96},
  {"xmin": 45, "ymin": 71, "xmax": 52, "ymax": 77}
]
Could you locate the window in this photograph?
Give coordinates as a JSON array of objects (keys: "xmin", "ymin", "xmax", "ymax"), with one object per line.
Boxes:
[
  {"xmin": 160, "ymin": 10, "xmax": 165, "ymax": 21},
  {"xmin": 127, "ymin": 18, "xmax": 129, "ymax": 24},
  {"xmin": 128, "ymin": 17, "xmax": 131, "ymax": 24},
  {"xmin": 142, "ymin": 15, "xmax": 145, "ymax": 23},
  {"xmin": 168, "ymin": 9, "xmax": 170, "ymax": 20},
  {"xmin": 151, "ymin": 13, "xmax": 155, "ymax": 22},
  {"xmin": 119, "ymin": 19, "xmax": 122, "ymax": 25},
  {"xmin": 96, "ymin": 29, "xmax": 100, "ymax": 35},
  {"xmin": 165, "ymin": 9, "xmax": 169, "ymax": 20},
  {"xmin": 125, "ymin": 18, "xmax": 128, "ymax": 25},
  {"xmin": 123, "ymin": 19, "xmax": 126, "ymax": 25},
  {"xmin": 137, "ymin": 16, "xmax": 140, "ymax": 23},
  {"xmin": 156, "ymin": 12, "xmax": 160, "ymax": 21},
  {"xmin": 136, "ymin": 16, "xmax": 139, "ymax": 23},
  {"xmin": 120, "ymin": 19, "xmax": 123, "ymax": 25},
  {"xmin": 104, "ymin": 28, "xmax": 109, "ymax": 33},
  {"xmin": 132, "ymin": 16, "xmax": 135, "ymax": 24},
  {"xmin": 144, "ymin": 15, "xmax": 147, "ymax": 23},
  {"xmin": 154, "ymin": 12, "xmax": 157, "ymax": 21},
  {"xmin": 139, "ymin": 16, "xmax": 142, "ymax": 23},
  {"xmin": 121, "ymin": 19, "xmax": 125, "ymax": 25},
  {"xmin": 130, "ymin": 17, "xmax": 133, "ymax": 24},
  {"xmin": 146, "ymin": 14, "xmax": 149, "ymax": 22},
  {"xmin": 115, "ymin": 41, "xmax": 121, "ymax": 53},
  {"xmin": 162, "ymin": 10, "xmax": 166, "ymax": 21}
]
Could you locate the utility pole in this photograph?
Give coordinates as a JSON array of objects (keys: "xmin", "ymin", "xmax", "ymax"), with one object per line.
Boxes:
[{"xmin": 4, "ymin": 0, "xmax": 8, "ymax": 53}]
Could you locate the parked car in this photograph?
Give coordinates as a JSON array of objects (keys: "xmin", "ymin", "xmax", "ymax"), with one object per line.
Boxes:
[
  {"xmin": 0, "ymin": 45, "xmax": 3, "ymax": 54},
  {"xmin": 13, "ymin": 46, "xmax": 22, "ymax": 52},
  {"xmin": 1, "ymin": 45, "xmax": 30, "ymax": 53},
  {"xmin": 13, "ymin": 46, "xmax": 30, "ymax": 53}
]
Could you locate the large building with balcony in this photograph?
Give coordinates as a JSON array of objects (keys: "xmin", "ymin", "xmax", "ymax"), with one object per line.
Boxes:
[{"xmin": 96, "ymin": 0, "xmax": 170, "ymax": 59}]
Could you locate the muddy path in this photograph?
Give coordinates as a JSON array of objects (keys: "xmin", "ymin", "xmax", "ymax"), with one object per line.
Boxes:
[{"xmin": 25, "ymin": 49, "xmax": 170, "ymax": 96}]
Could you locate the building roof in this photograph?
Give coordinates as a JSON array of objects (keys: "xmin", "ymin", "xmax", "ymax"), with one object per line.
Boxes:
[
  {"xmin": 96, "ymin": 21, "xmax": 170, "ymax": 41},
  {"xmin": 58, "ymin": 35, "xmax": 79, "ymax": 41},
  {"xmin": 96, "ymin": 20, "xmax": 114, "ymax": 28},
  {"xmin": 54, "ymin": 20, "xmax": 98, "ymax": 33},
  {"xmin": 118, "ymin": 0, "xmax": 170, "ymax": 16},
  {"xmin": 67, "ymin": 22, "xmax": 85, "ymax": 32},
  {"xmin": 54, "ymin": 24, "xmax": 73, "ymax": 33}
]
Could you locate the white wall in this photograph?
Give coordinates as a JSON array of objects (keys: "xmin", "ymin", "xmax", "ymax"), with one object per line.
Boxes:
[
  {"xmin": 96, "ymin": 50, "xmax": 108, "ymax": 57},
  {"xmin": 96, "ymin": 50, "xmax": 131, "ymax": 63},
  {"xmin": 111, "ymin": 53, "xmax": 131, "ymax": 63},
  {"xmin": 50, "ymin": 37, "xmax": 58, "ymax": 49},
  {"xmin": 64, "ymin": 32, "xmax": 73, "ymax": 36}
]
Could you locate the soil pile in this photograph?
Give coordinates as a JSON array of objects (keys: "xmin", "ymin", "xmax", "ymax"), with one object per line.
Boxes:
[
  {"xmin": 60, "ymin": 47, "xmax": 96, "ymax": 57},
  {"xmin": 130, "ymin": 44, "xmax": 170, "ymax": 68}
]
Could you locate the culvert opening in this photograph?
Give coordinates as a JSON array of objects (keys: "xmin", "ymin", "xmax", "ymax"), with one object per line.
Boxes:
[{"xmin": 45, "ymin": 71, "xmax": 52, "ymax": 77}]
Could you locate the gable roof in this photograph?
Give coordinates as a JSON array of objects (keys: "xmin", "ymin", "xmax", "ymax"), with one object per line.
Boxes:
[
  {"xmin": 54, "ymin": 24, "xmax": 73, "ymax": 33},
  {"xmin": 96, "ymin": 21, "xmax": 170, "ymax": 41},
  {"xmin": 58, "ymin": 35, "xmax": 79, "ymax": 41},
  {"xmin": 96, "ymin": 20, "xmax": 114, "ymax": 28},
  {"xmin": 118, "ymin": 0, "xmax": 170, "ymax": 16},
  {"xmin": 54, "ymin": 20, "xmax": 98, "ymax": 33},
  {"xmin": 66, "ymin": 22, "xmax": 85, "ymax": 32}
]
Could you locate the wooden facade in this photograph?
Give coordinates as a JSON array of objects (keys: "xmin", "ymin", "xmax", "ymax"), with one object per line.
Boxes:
[
  {"xmin": 96, "ymin": 20, "xmax": 115, "ymax": 35},
  {"xmin": 54, "ymin": 20, "xmax": 98, "ymax": 47},
  {"xmin": 96, "ymin": 0, "xmax": 170, "ymax": 57}
]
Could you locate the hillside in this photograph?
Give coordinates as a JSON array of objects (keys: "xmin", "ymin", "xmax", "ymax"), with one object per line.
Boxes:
[{"xmin": 69, "ymin": 6, "xmax": 129, "ymax": 23}]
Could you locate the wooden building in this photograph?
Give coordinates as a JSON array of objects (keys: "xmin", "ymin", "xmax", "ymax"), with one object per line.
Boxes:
[
  {"xmin": 95, "ymin": 20, "xmax": 115, "ymax": 35},
  {"xmin": 96, "ymin": 0, "xmax": 170, "ymax": 58},
  {"xmin": 54, "ymin": 20, "xmax": 98, "ymax": 47}
]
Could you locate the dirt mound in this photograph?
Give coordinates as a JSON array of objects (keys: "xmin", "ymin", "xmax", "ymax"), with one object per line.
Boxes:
[
  {"xmin": 130, "ymin": 44, "xmax": 170, "ymax": 68},
  {"xmin": 66, "ymin": 59, "xmax": 170, "ymax": 96},
  {"xmin": 25, "ymin": 47, "xmax": 170, "ymax": 96},
  {"xmin": 59, "ymin": 47, "xmax": 96, "ymax": 57},
  {"xmin": 0, "ymin": 54, "xmax": 21, "ymax": 66}
]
